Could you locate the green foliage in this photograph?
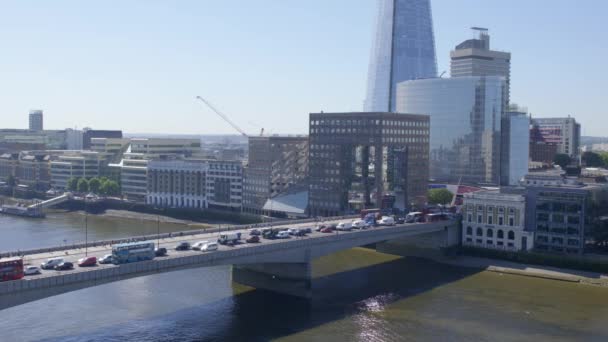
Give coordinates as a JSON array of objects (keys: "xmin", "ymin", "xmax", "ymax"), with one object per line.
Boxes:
[
  {"xmin": 99, "ymin": 179, "xmax": 120, "ymax": 196},
  {"xmin": 428, "ymin": 188, "xmax": 454, "ymax": 205},
  {"xmin": 600, "ymin": 152, "xmax": 608, "ymax": 167},
  {"xmin": 66, "ymin": 177, "xmax": 79, "ymax": 191},
  {"xmin": 553, "ymin": 153, "xmax": 571, "ymax": 168},
  {"xmin": 582, "ymin": 151, "xmax": 604, "ymax": 167},
  {"xmin": 88, "ymin": 178, "xmax": 101, "ymax": 193},
  {"xmin": 6, "ymin": 174, "xmax": 17, "ymax": 187},
  {"xmin": 77, "ymin": 178, "xmax": 89, "ymax": 193}
]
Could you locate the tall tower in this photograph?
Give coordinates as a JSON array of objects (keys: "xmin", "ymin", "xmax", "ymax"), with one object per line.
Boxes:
[
  {"xmin": 364, "ymin": 0, "xmax": 438, "ymax": 112},
  {"xmin": 451, "ymin": 28, "xmax": 511, "ymax": 103},
  {"xmin": 29, "ymin": 110, "xmax": 43, "ymax": 131}
]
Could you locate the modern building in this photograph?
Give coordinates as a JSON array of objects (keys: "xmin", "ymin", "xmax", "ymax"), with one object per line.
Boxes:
[
  {"xmin": 522, "ymin": 173, "xmax": 608, "ymax": 255},
  {"xmin": 29, "ymin": 110, "xmax": 44, "ymax": 131},
  {"xmin": 110, "ymin": 138, "xmax": 203, "ymax": 203},
  {"xmin": 65, "ymin": 129, "xmax": 84, "ymax": 150},
  {"xmin": 364, "ymin": 0, "xmax": 437, "ymax": 112},
  {"xmin": 396, "ymin": 76, "xmax": 507, "ymax": 185},
  {"xmin": 146, "ymin": 159, "xmax": 243, "ymax": 210},
  {"xmin": 0, "ymin": 129, "xmax": 68, "ymax": 150},
  {"xmin": 501, "ymin": 111, "xmax": 530, "ymax": 186},
  {"xmin": 451, "ymin": 28, "xmax": 511, "ymax": 103},
  {"xmin": 82, "ymin": 129, "xmax": 123, "ymax": 150},
  {"xmin": 50, "ymin": 151, "xmax": 112, "ymax": 189},
  {"xmin": 462, "ymin": 191, "xmax": 533, "ymax": 251},
  {"xmin": 308, "ymin": 112, "xmax": 429, "ymax": 217},
  {"xmin": 243, "ymin": 136, "xmax": 308, "ymax": 214},
  {"xmin": 529, "ymin": 126, "xmax": 559, "ymax": 167},
  {"xmin": 530, "ymin": 117, "xmax": 581, "ymax": 161}
]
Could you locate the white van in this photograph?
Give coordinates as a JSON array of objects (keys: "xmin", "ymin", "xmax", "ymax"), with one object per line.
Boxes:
[
  {"xmin": 336, "ymin": 222, "xmax": 353, "ymax": 231},
  {"xmin": 201, "ymin": 242, "xmax": 219, "ymax": 252},
  {"xmin": 41, "ymin": 257, "xmax": 64, "ymax": 270},
  {"xmin": 379, "ymin": 216, "xmax": 396, "ymax": 226},
  {"xmin": 192, "ymin": 241, "xmax": 209, "ymax": 250},
  {"xmin": 352, "ymin": 220, "xmax": 369, "ymax": 229}
]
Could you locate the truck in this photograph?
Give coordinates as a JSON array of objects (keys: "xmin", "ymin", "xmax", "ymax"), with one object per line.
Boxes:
[
  {"xmin": 112, "ymin": 241, "xmax": 156, "ymax": 264},
  {"xmin": 218, "ymin": 232, "xmax": 241, "ymax": 245}
]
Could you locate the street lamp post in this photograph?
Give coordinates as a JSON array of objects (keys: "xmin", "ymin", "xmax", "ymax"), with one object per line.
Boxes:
[
  {"xmin": 84, "ymin": 198, "xmax": 88, "ymax": 256},
  {"xmin": 157, "ymin": 215, "xmax": 160, "ymax": 247}
]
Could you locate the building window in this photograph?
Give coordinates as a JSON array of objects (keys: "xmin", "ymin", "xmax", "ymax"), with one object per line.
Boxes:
[
  {"xmin": 508, "ymin": 231, "xmax": 515, "ymax": 240},
  {"xmin": 509, "ymin": 217, "xmax": 514, "ymax": 226},
  {"xmin": 466, "ymin": 226, "xmax": 472, "ymax": 235},
  {"xmin": 498, "ymin": 230, "xmax": 504, "ymax": 239},
  {"xmin": 498, "ymin": 217, "xmax": 504, "ymax": 226},
  {"xmin": 488, "ymin": 216, "xmax": 493, "ymax": 225},
  {"xmin": 467, "ymin": 214, "xmax": 472, "ymax": 222},
  {"xmin": 476, "ymin": 228, "xmax": 483, "ymax": 237},
  {"xmin": 487, "ymin": 229, "xmax": 493, "ymax": 238},
  {"xmin": 487, "ymin": 240, "xmax": 493, "ymax": 245},
  {"xmin": 478, "ymin": 215, "xmax": 483, "ymax": 224}
]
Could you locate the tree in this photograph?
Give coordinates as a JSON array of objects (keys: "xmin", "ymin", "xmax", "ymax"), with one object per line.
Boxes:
[
  {"xmin": 88, "ymin": 178, "xmax": 101, "ymax": 194},
  {"xmin": 6, "ymin": 175, "xmax": 16, "ymax": 187},
  {"xmin": 66, "ymin": 177, "xmax": 79, "ymax": 191},
  {"xmin": 582, "ymin": 151, "xmax": 605, "ymax": 167},
  {"xmin": 599, "ymin": 152, "xmax": 608, "ymax": 168},
  {"xmin": 77, "ymin": 178, "xmax": 89, "ymax": 193},
  {"xmin": 99, "ymin": 180, "xmax": 120, "ymax": 196},
  {"xmin": 428, "ymin": 188, "xmax": 454, "ymax": 205},
  {"xmin": 554, "ymin": 153, "xmax": 571, "ymax": 169}
]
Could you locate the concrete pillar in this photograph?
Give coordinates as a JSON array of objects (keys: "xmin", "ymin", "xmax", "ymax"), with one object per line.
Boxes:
[{"xmin": 232, "ymin": 262, "xmax": 312, "ymax": 298}]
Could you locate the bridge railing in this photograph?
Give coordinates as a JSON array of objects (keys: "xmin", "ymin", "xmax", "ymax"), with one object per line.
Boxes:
[{"xmin": 0, "ymin": 214, "xmax": 359, "ymax": 258}]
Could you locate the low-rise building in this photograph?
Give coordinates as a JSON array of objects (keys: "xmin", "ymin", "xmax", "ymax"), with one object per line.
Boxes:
[
  {"xmin": 146, "ymin": 159, "xmax": 243, "ymax": 210},
  {"xmin": 17, "ymin": 152, "xmax": 51, "ymax": 191},
  {"xmin": 462, "ymin": 191, "xmax": 534, "ymax": 251},
  {"xmin": 50, "ymin": 151, "xmax": 112, "ymax": 189},
  {"xmin": 0, "ymin": 153, "xmax": 19, "ymax": 181}
]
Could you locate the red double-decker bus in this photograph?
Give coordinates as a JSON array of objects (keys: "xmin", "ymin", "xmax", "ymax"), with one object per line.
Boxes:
[{"xmin": 0, "ymin": 257, "xmax": 24, "ymax": 282}]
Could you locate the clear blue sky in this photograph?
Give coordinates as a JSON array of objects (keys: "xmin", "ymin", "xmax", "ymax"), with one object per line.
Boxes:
[{"xmin": 1, "ymin": 0, "xmax": 606, "ymax": 136}]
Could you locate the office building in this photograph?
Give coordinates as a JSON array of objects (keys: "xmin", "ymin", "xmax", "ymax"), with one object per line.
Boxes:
[
  {"xmin": 243, "ymin": 136, "xmax": 308, "ymax": 214},
  {"xmin": 0, "ymin": 129, "xmax": 68, "ymax": 150},
  {"xmin": 50, "ymin": 151, "xmax": 112, "ymax": 189},
  {"xmin": 29, "ymin": 110, "xmax": 44, "ymax": 131},
  {"xmin": 65, "ymin": 129, "xmax": 84, "ymax": 150},
  {"xmin": 501, "ymin": 111, "xmax": 530, "ymax": 186},
  {"xmin": 364, "ymin": 0, "xmax": 437, "ymax": 112},
  {"xmin": 523, "ymin": 173, "xmax": 608, "ymax": 255},
  {"xmin": 396, "ymin": 76, "xmax": 506, "ymax": 185},
  {"xmin": 146, "ymin": 159, "xmax": 243, "ymax": 210},
  {"xmin": 82, "ymin": 129, "xmax": 123, "ymax": 150},
  {"xmin": 17, "ymin": 152, "xmax": 51, "ymax": 191},
  {"xmin": 462, "ymin": 191, "xmax": 533, "ymax": 251},
  {"xmin": 308, "ymin": 112, "xmax": 429, "ymax": 217},
  {"xmin": 451, "ymin": 28, "xmax": 511, "ymax": 103},
  {"xmin": 530, "ymin": 117, "xmax": 581, "ymax": 160}
]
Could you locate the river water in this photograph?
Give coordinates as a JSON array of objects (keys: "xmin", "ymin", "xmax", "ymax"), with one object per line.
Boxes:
[{"xmin": 1, "ymin": 213, "xmax": 608, "ymax": 341}]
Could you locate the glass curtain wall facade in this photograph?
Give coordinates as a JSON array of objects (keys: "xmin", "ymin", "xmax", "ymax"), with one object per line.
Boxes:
[
  {"xmin": 501, "ymin": 112, "xmax": 530, "ymax": 186},
  {"xmin": 364, "ymin": 0, "xmax": 437, "ymax": 112},
  {"xmin": 396, "ymin": 76, "xmax": 506, "ymax": 185}
]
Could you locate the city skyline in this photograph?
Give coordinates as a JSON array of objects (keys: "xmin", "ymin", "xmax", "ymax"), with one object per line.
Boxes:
[{"xmin": 1, "ymin": 0, "xmax": 606, "ymax": 135}]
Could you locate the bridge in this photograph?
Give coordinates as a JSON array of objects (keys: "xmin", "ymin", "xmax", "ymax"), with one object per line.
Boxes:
[
  {"xmin": 0, "ymin": 218, "xmax": 459, "ymax": 310},
  {"xmin": 28, "ymin": 192, "xmax": 72, "ymax": 209}
]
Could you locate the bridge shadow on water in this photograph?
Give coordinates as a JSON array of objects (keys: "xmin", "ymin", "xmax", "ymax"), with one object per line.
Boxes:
[{"xmin": 44, "ymin": 254, "xmax": 482, "ymax": 342}]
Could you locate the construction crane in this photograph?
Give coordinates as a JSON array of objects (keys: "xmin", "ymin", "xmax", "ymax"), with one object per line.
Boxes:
[{"xmin": 195, "ymin": 96, "xmax": 248, "ymax": 137}]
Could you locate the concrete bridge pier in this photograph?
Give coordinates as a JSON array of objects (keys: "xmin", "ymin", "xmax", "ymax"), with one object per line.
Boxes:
[{"xmin": 232, "ymin": 262, "xmax": 312, "ymax": 298}]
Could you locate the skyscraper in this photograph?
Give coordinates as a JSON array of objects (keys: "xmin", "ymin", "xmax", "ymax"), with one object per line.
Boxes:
[
  {"xmin": 29, "ymin": 110, "xmax": 43, "ymax": 131},
  {"xmin": 451, "ymin": 28, "xmax": 511, "ymax": 103},
  {"xmin": 364, "ymin": 0, "xmax": 437, "ymax": 112}
]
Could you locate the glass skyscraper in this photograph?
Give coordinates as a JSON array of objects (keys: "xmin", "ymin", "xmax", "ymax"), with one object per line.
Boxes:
[
  {"xmin": 396, "ymin": 76, "xmax": 507, "ymax": 185},
  {"xmin": 364, "ymin": 0, "xmax": 437, "ymax": 112}
]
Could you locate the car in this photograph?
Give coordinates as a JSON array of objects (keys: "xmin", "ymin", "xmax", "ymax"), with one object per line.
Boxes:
[
  {"xmin": 315, "ymin": 224, "xmax": 327, "ymax": 232},
  {"xmin": 40, "ymin": 257, "xmax": 64, "ymax": 270},
  {"xmin": 352, "ymin": 220, "xmax": 369, "ymax": 229},
  {"xmin": 99, "ymin": 254, "xmax": 113, "ymax": 264},
  {"xmin": 201, "ymin": 242, "xmax": 219, "ymax": 252},
  {"xmin": 336, "ymin": 222, "xmax": 353, "ymax": 231},
  {"xmin": 249, "ymin": 229, "xmax": 261, "ymax": 236},
  {"xmin": 192, "ymin": 241, "xmax": 210, "ymax": 251},
  {"xmin": 24, "ymin": 266, "xmax": 40, "ymax": 275},
  {"xmin": 175, "ymin": 242, "xmax": 191, "ymax": 251},
  {"xmin": 379, "ymin": 216, "xmax": 396, "ymax": 226},
  {"xmin": 276, "ymin": 231, "xmax": 291, "ymax": 239},
  {"xmin": 54, "ymin": 262, "xmax": 74, "ymax": 271},
  {"xmin": 155, "ymin": 247, "xmax": 168, "ymax": 257},
  {"xmin": 320, "ymin": 227, "xmax": 335, "ymax": 233},
  {"xmin": 301, "ymin": 227, "xmax": 313, "ymax": 234},
  {"xmin": 77, "ymin": 256, "xmax": 97, "ymax": 267},
  {"xmin": 246, "ymin": 235, "xmax": 260, "ymax": 243},
  {"xmin": 396, "ymin": 217, "xmax": 406, "ymax": 224},
  {"xmin": 288, "ymin": 228, "xmax": 299, "ymax": 235}
]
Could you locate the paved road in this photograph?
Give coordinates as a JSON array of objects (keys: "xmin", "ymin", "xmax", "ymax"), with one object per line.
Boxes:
[{"xmin": 16, "ymin": 219, "xmax": 418, "ymax": 281}]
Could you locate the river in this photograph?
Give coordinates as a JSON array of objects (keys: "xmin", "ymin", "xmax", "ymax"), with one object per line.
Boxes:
[{"xmin": 1, "ymin": 213, "xmax": 608, "ymax": 341}]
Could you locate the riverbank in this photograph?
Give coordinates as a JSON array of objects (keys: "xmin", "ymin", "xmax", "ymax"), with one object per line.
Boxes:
[
  {"xmin": 439, "ymin": 256, "xmax": 608, "ymax": 287},
  {"xmin": 60, "ymin": 209, "xmax": 214, "ymax": 228}
]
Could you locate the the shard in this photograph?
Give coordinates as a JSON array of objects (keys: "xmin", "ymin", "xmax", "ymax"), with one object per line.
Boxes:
[{"xmin": 364, "ymin": 0, "xmax": 438, "ymax": 112}]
